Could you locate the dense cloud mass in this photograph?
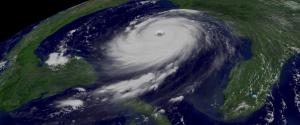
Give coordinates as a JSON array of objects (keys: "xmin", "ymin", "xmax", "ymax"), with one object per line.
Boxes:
[{"xmin": 95, "ymin": 9, "xmax": 238, "ymax": 101}]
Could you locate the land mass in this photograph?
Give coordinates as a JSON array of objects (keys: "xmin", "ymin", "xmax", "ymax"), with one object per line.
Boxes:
[{"xmin": 171, "ymin": 0, "xmax": 300, "ymax": 119}]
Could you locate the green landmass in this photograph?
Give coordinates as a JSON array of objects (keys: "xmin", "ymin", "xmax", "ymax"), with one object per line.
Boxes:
[
  {"xmin": 124, "ymin": 100, "xmax": 171, "ymax": 125},
  {"xmin": 0, "ymin": 0, "xmax": 127, "ymax": 111},
  {"xmin": 171, "ymin": 0, "xmax": 300, "ymax": 120}
]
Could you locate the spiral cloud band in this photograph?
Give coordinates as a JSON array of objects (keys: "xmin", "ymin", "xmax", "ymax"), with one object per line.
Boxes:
[
  {"xmin": 96, "ymin": 9, "xmax": 236, "ymax": 100},
  {"xmin": 35, "ymin": 6, "xmax": 241, "ymax": 102},
  {"xmin": 18, "ymin": 1, "xmax": 250, "ymax": 123},
  {"xmin": 105, "ymin": 10, "xmax": 203, "ymax": 73}
]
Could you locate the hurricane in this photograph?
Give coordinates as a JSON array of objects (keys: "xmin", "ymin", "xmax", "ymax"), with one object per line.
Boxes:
[
  {"xmin": 95, "ymin": 9, "xmax": 238, "ymax": 101},
  {"xmin": 11, "ymin": 1, "xmax": 250, "ymax": 124}
]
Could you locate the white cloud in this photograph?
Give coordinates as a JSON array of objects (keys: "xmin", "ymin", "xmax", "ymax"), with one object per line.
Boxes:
[
  {"xmin": 56, "ymin": 99, "xmax": 84, "ymax": 110},
  {"xmin": 45, "ymin": 52, "xmax": 69, "ymax": 67},
  {"xmin": 0, "ymin": 61, "xmax": 7, "ymax": 70},
  {"xmin": 169, "ymin": 96, "xmax": 184, "ymax": 103}
]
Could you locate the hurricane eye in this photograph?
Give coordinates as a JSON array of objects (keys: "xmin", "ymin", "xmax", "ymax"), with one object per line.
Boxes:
[{"xmin": 155, "ymin": 30, "xmax": 165, "ymax": 37}]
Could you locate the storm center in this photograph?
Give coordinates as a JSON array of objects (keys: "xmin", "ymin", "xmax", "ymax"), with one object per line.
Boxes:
[{"xmin": 155, "ymin": 30, "xmax": 165, "ymax": 37}]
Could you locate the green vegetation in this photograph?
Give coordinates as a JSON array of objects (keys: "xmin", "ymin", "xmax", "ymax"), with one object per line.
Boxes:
[
  {"xmin": 0, "ymin": 0, "xmax": 127, "ymax": 111},
  {"xmin": 0, "ymin": 58, "xmax": 96, "ymax": 110},
  {"xmin": 125, "ymin": 100, "xmax": 171, "ymax": 125},
  {"xmin": 171, "ymin": 0, "xmax": 300, "ymax": 120}
]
